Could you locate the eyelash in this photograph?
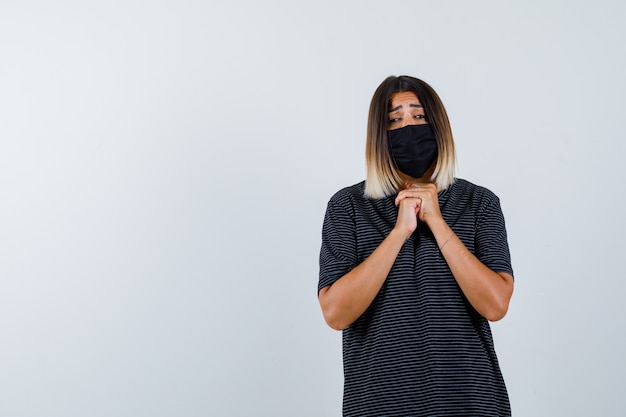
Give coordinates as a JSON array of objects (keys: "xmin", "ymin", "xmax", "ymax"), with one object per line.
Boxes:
[{"xmin": 389, "ymin": 115, "xmax": 425, "ymax": 123}]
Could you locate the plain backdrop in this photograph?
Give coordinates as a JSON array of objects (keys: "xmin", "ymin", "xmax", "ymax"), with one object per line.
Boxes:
[{"xmin": 1, "ymin": 1, "xmax": 625, "ymax": 416}]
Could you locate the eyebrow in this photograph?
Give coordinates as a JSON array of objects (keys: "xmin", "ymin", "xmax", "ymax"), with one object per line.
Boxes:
[{"xmin": 388, "ymin": 103, "xmax": 423, "ymax": 113}]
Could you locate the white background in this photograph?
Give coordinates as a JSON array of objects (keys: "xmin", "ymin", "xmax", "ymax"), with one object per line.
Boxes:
[{"xmin": 1, "ymin": 1, "xmax": 625, "ymax": 416}]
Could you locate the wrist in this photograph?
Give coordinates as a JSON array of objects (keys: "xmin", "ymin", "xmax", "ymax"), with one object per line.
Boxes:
[
  {"xmin": 390, "ymin": 226, "xmax": 412, "ymax": 243},
  {"xmin": 438, "ymin": 231, "xmax": 456, "ymax": 251},
  {"xmin": 426, "ymin": 217, "xmax": 449, "ymax": 236}
]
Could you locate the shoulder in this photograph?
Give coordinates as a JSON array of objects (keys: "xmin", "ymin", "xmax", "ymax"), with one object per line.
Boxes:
[
  {"xmin": 324, "ymin": 181, "xmax": 374, "ymax": 222},
  {"xmin": 447, "ymin": 178, "xmax": 501, "ymax": 205},
  {"xmin": 327, "ymin": 181, "xmax": 366, "ymax": 206}
]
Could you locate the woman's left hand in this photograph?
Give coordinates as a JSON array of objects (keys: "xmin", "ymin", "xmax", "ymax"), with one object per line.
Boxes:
[{"xmin": 394, "ymin": 182, "xmax": 443, "ymax": 225}]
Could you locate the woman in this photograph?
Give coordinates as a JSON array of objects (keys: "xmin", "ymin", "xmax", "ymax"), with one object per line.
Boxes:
[{"xmin": 318, "ymin": 75, "xmax": 514, "ymax": 416}]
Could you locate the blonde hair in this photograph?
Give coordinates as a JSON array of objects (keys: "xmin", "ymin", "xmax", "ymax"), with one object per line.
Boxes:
[{"xmin": 364, "ymin": 76, "xmax": 456, "ymax": 198}]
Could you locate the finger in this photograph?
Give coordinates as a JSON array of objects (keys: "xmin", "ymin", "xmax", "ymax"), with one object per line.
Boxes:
[
  {"xmin": 396, "ymin": 190, "xmax": 422, "ymax": 206},
  {"xmin": 395, "ymin": 193, "xmax": 412, "ymax": 206},
  {"xmin": 396, "ymin": 197, "xmax": 422, "ymax": 213}
]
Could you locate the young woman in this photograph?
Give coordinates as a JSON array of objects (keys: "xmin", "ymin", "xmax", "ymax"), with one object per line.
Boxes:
[{"xmin": 318, "ymin": 75, "xmax": 515, "ymax": 416}]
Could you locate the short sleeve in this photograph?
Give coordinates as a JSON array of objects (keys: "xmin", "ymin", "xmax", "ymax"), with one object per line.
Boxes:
[
  {"xmin": 318, "ymin": 196, "xmax": 359, "ymax": 293},
  {"xmin": 474, "ymin": 194, "xmax": 514, "ymax": 277}
]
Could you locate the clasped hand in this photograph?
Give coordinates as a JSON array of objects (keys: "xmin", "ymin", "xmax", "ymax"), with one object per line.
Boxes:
[{"xmin": 394, "ymin": 182, "xmax": 442, "ymax": 239}]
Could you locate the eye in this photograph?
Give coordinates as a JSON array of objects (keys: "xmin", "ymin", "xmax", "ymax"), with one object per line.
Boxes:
[
  {"xmin": 389, "ymin": 117, "xmax": 401, "ymax": 124},
  {"xmin": 414, "ymin": 114, "xmax": 425, "ymax": 120}
]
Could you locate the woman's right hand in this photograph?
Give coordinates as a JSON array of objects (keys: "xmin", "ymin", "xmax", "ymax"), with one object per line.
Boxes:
[{"xmin": 394, "ymin": 188, "xmax": 422, "ymax": 239}]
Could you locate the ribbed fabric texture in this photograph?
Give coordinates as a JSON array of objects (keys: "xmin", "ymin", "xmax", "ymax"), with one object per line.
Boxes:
[{"xmin": 319, "ymin": 179, "xmax": 513, "ymax": 417}]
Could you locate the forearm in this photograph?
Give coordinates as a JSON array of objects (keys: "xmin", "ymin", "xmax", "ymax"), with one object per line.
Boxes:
[
  {"xmin": 429, "ymin": 218, "xmax": 514, "ymax": 321},
  {"xmin": 319, "ymin": 228, "xmax": 408, "ymax": 330}
]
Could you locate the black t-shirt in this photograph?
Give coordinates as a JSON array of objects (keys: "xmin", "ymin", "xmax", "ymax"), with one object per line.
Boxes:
[{"xmin": 319, "ymin": 178, "xmax": 514, "ymax": 417}]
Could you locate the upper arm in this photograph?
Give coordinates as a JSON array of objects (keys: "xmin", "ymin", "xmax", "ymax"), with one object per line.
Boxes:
[
  {"xmin": 474, "ymin": 195, "xmax": 514, "ymax": 277},
  {"xmin": 319, "ymin": 198, "xmax": 358, "ymax": 292}
]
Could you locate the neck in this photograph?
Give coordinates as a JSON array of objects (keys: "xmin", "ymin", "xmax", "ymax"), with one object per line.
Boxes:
[{"xmin": 400, "ymin": 163, "xmax": 436, "ymax": 189}]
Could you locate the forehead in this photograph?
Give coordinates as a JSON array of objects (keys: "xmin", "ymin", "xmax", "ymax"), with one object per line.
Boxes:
[{"xmin": 389, "ymin": 91, "xmax": 421, "ymax": 110}]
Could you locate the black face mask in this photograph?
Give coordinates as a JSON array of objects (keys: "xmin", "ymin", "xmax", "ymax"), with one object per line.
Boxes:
[{"xmin": 388, "ymin": 124, "xmax": 438, "ymax": 179}]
